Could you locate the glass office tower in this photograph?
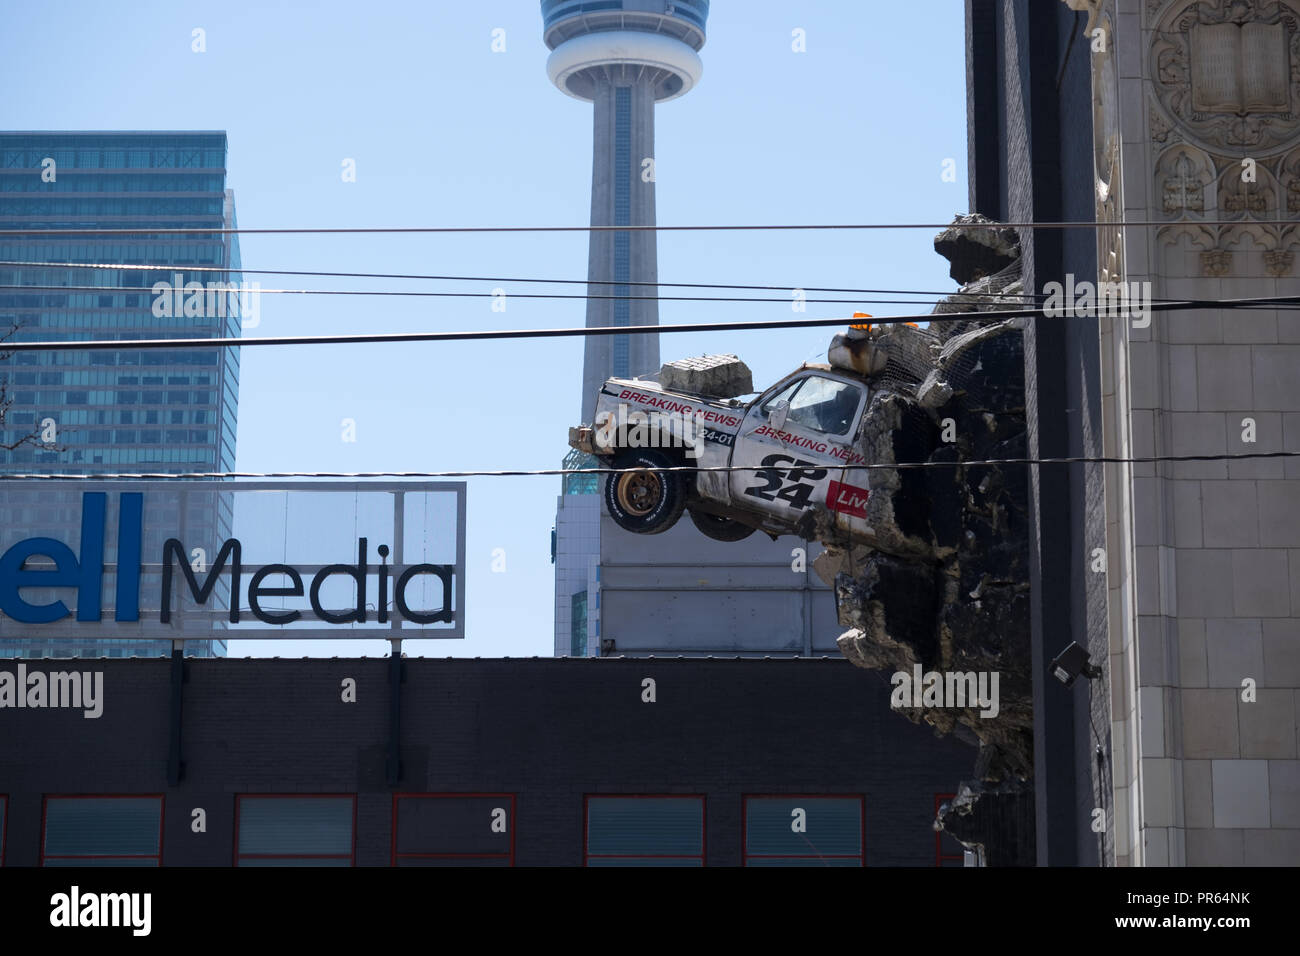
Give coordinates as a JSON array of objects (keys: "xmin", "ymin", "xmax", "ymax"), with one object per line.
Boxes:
[{"xmin": 0, "ymin": 131, "xmax": 240, "ymax": 658}]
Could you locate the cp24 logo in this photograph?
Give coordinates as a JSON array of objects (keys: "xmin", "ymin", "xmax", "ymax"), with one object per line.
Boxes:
[{"xmin": 743, "ymin": 455, "xmax": 828, "ymax": 509}]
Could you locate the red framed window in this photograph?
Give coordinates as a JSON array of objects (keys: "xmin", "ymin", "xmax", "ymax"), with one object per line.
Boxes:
[
  {"xmin": 391, "ymin": 793, "xmax": 515, "ymax": 866},
  {"xmin": 934, "ymin": 793, "xmax": 965, "ymax": 866},
  {"xmin": 584, "ymin": 795, "xmax": 705, "ymax": 867},
  {"xmin": 235, "ymin": 795, "xmax": 356, "ymax": 867},
  {"xmin": 41, "ymin": 795, "xmax": 164, "ymax": 867},
  {"xmin": 742, "ymin": 795, "xmax": 865, "ymax": 866}
]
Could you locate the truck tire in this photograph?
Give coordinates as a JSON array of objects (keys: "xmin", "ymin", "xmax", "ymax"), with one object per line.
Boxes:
[
  {"xmin": 688, "ymin": 508, "xmax": 756, "ymax": 542},
  {"xmin": 605, "ymin": 449, "xmax": 688, "ymax": 535}
]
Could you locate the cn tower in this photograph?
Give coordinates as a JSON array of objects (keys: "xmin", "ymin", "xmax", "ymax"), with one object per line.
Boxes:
[{"xmin": 542, "ymin": 0, "xmax": 709, "ymax": 423}]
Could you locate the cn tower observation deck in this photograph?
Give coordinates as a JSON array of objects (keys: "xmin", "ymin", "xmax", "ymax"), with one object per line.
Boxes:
[
  {"xmin": 541, "ymin": 0, "xmax": 710, "ymax": 424},
  {"xmin": 543, "ymin": 0, "xmax": 708, "ymax": 103}
]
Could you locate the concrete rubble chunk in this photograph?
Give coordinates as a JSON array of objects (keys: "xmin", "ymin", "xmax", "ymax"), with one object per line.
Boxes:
[
  {"xmin": 810, "ymin": 216, "xmax": 1036, "ymax": 863},
  {"xmin": 933, "ymin": 213, "xmax": 1021, "ymax": 285},
  {"xmin": 811, "ymin": 544, "xmax": 873, "ymax": 589},
  {"xmin": 917, "ymin": 372, "xmax": 954, "ymax": 409},
  {"xmin": 659, "ymin": 354, "xmax": 753, "ymax": 398}
]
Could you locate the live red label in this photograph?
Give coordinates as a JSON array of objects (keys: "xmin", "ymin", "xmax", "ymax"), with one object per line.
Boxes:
[{"xmin": 828, "ymin": 480, "xmax": 870, "ymax": 518}]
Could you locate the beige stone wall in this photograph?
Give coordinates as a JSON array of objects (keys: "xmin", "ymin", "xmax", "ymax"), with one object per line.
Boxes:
[{"xmin": 1094, "ymin": 0, "xmax": 1300, "ymax": 865}]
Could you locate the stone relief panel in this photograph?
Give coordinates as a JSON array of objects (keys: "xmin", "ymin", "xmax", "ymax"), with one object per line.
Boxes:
[
  {"xmin": 1264, "ymin": 248, "xmax": 1296, "ymax": 272},
  {"xmin": 1220, "ymin": 220, "xmax": 1281, "ymax": 249},
  {"xmin": 1217, "ymin": 158, "xmax": 1280, "ymax": 215},
  {"xmin": 1152, "ymin": 0, "xmax": 1300, "ymax": 154},
  {"xmin": 1150, "ymin": 96, "xmax": 1181, "ymax": 145},
  {"xmin": 1272, "ymin": 224, "xmax": 1300, "ymax": 270},
  {"xmin": 1157, "ymin": 143, "xmax": 1217, "ymax": 215},
  {"xmin": 1155, "ymin": 146, "xmax": 1298, "ymax": 272}
]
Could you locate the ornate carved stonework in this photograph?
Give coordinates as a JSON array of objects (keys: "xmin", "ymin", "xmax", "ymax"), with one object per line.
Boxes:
[
  {"xmin": 1165, "ymin": 153, "xmax": 1208, "ymax": 210},
  {"xmin": 1156, "ymin": 132, "xmax": 1298, "ymax": 258},
  {"xmin": 1264, "ymin": 249, "xmax": 1296, "ymax": 273},
  {"xmin": 1222, "ymin": 186, "xmax": 1269, "ymax": 212},
  {"xmin": 1218, "ymin": 159, "xmax": 1277, "ymax": 213},
  {"xmin": 1156, "ymin": 144, "xmax": 1215, "ymax": 216},
  {"xmin": 1222, "ymin": 220, "xmax": 1281, "ymax": 249},
  {"xmin": 1151, "ymin": 103, "xmax": 1175, "ymax": 143},
  {"xmin": 1201, "ymin": 249, "xmax": 1234, "ymax": 274},
  {"xmin": 1152, "ymin": 0, "xmax": 1300, "ymax": 153}
]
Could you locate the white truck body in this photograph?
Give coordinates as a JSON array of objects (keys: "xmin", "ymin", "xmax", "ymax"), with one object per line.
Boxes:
[{"xmin": 573, "ymin": 363, "xmax": 876, "ymax": 541}]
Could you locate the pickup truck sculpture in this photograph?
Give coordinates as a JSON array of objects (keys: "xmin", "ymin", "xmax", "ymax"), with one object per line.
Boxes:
[{"xmin": 568, "ymin": 328, "xmax": 902, "ymax": 544}]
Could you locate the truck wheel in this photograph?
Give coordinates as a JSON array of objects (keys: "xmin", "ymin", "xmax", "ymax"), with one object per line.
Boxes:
[
  {"xmin": 605, "ymin": 450, "xmax": 687, "ymax": 535},
  {"xmin": 688, "ymin": 508, "xmax": 756, "ymax": 542}
]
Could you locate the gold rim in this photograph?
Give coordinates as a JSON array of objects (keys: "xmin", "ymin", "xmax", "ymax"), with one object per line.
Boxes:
[{"xmin": 615, "ymin": 468, "xmax": 662, "ymax": 517}]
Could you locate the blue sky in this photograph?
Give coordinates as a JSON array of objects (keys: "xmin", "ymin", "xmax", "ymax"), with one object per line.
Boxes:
[{"xmin": 1, "ymin": 0, "xmax": 968, "ymax": 657}]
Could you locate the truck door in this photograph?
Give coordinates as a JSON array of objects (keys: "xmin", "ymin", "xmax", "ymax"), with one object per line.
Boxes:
[
  {"xmin": 730, "ymin": 371, "xmax": 866, "ymax": 528},
  {"xmin": 827, "ymin": 409, "xmax": 874, "ymax": 541}
]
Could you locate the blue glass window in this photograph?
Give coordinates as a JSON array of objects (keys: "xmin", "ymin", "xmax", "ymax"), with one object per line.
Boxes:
[
  {"xmin": 236, "ymin": 796, "xmax": 355, "ymax": 866},
  {"xmin": 586, "ymin": 796, "xmax": 704, "ymax": 866},
  {"xmin": 391, "ymin": 795, "xmax": 514, "ymax": 866},
  {"xmin": 42, "ymin": 796, "xmax": 163, "ymax": 866},
  {"xmin": 743, "ymin": 796, "xmax": 864, "ymax": 866}
]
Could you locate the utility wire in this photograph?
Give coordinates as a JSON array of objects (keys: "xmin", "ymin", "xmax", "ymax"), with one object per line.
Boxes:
[
  {"xmin": 0, "ymin": 283, "xmax": 999, "ymax": 306},
  {"xmin": 1, "ymin": 281, "xmax": 1293, "ymax": 311},
  {"xmin": 6, "ymin": 261, "xmax": 1288, "ymax": 311},
  {"xmin": 0, "ymin": 258, "xmax": 1045, "ymax": 297},
  {"xmin": 0, "ymin": 219, "xmax": 1295, "ymax": 236},
  {"xmin": 4, "ymin": 293, "xmax": 1299, "ymax": 352},
  {"xmin": 2, "ymin": 452, "xmax": 1296, "ymax": 481}
]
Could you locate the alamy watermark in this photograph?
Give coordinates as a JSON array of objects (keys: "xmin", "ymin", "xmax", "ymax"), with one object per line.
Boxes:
[
  {"xmin": 50, "ymin": 886, "xmax": 150, "ymax": 936},
  {"xmin": 890, "ymin": 664, "xmax": 1000, "ymax": 718},
  {"xmin": 1042, "ymin": 274, "xmax": 1151, "ymax": 328},
  {"xmin": 151, "ymin": 272, "xmax": 261, "ymax": 328},
  {"xmin": 594, "ymin": 402, "xmax": 708, "ymax": 460},
  {"xmin": 0, "ymin": 665, "xmax": 103, "ymax": 718}
]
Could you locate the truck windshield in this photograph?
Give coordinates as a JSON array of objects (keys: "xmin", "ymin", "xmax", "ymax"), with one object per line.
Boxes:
[{"xmin": 762, "ymin": 375, "xmax": 862, "ymax": 437}]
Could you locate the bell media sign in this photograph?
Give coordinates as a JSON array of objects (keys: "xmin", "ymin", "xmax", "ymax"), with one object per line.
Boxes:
[{"xmin": 0, "ymin": 481, "xmax": 466, "ymax": 640}]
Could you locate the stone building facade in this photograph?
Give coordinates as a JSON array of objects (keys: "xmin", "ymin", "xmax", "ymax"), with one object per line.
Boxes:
[
  {"xmin": 1088, "ymin": 0, "xmax": 1300, "ymax": 867},
  {"xmin": 971, "ymin": 0, "xmax": 1300, "ymax": 865}
]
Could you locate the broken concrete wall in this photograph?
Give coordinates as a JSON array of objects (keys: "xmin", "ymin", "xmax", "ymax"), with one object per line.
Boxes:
[{"xmin": 818, "ymin": 216, "xmax": 1035, "ymax": 865}]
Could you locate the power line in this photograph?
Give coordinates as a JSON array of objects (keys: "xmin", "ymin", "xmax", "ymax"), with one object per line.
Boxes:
[
  {"xmin": 1, "ymin": 281, "xmax": 1293, "ymax": 311},
  {"xmin": 0, "ymin": 283, "xmax": 983, "ymax": 306},
  {"xmin": 0, "ymin": 219, "xmax": 1296, "ymax": 237},
  {"xmin": 3, "ymin": 293, "xmax": 1298, "ymax": 352},
  {"xmin": 2, "ymin": 451, "xmax": 1295, "ymax": 481},
  {"xmin": 0, "ymin": 257, "xmax": 1034, "ymax": 295},
  {"xmin": 4, "ymin": 262, "xmax": 1288, "ymax": 311},
  {"xmin": 5, "ymin": 262, "xmax": 1288, "ymax": 314}
]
